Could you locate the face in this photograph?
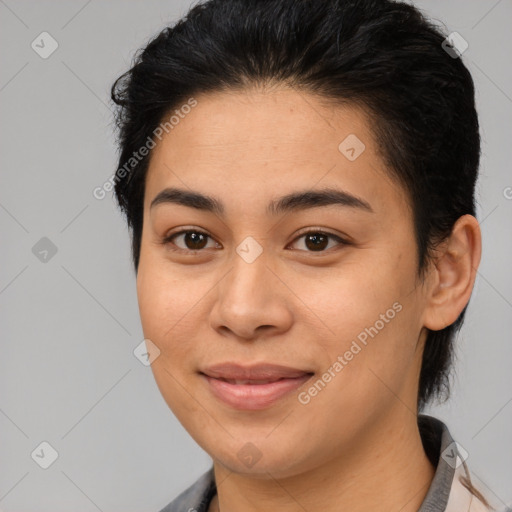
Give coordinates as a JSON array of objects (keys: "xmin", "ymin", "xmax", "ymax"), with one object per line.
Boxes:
[{"xmin": 137, "ymin": 87, "xmax": 430, "ymax": 478}]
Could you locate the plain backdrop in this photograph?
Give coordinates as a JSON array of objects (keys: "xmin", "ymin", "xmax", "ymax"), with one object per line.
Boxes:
[{"xmin": 1, "ymin": 1, "xmax": 511, "ymax": 510}]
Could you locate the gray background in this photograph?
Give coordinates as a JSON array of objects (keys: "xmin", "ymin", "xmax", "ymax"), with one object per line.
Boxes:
[{"xmin": 0, "ymin": 0, "xmax": 511, "ymax": 510}]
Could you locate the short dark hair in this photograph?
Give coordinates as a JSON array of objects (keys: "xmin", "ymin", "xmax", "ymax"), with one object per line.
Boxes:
[{"xmin": 110, "ymin": 0, "xmax": 480, "ymax": 410}]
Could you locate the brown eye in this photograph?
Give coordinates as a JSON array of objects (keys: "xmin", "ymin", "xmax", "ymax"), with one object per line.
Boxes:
[
  {"xmin": 304, "ymin": 232, "xmax": 329, "ymax": 251},
  {"xmin": 163, "ymin": 230, "xmax": 217, "ymax": 252},
  {"xmin": 290, "ymin": 230, "xmax": 347, "ymax": 253}
]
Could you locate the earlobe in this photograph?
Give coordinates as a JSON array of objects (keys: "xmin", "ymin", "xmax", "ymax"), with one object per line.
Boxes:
[{"xmin": 423, "ymin": 215, "xmax": 482, "ymax": 331}]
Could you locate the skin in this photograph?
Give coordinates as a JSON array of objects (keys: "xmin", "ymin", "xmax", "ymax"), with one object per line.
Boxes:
[{"xmin": 136, "ymin": 86, "xmax": 481, "ymax": 512}]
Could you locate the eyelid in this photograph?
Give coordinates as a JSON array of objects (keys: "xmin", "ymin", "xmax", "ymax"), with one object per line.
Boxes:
[{"xmin": 292, "ymin": 226, "xmax": 348, "ymax": 242}]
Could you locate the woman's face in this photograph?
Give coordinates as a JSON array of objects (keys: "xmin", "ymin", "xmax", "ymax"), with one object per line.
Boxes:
[{"xmin": 137, "ymin": 87, "xmax": 430, "ymax": 477}]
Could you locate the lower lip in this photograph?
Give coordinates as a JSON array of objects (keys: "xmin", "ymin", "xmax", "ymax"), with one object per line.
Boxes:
[{"xmin": 202, "ymin": 374, "xmax": 313, "ymax": 410}]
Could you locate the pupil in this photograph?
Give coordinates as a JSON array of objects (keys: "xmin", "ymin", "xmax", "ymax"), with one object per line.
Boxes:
[
  {"xmin": 306, "ymin": 233, "xmax": 328, "ymax": 251},
  {"xmin": 186, "ymin": 232, "xmax": 207, "ymax": 250}
]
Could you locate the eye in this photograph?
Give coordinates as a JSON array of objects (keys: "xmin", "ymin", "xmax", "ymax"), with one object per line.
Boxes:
[
  {"xmin": 161, "ymin": 228, "xmax": 348, "ymax": 254},
  {"xmin": 162, "ymin": 229, "xmax": 220, "ymax": 253},
  {"xmin": 288, "ymin": 229, "xmax": 348, "ymax": 253}
]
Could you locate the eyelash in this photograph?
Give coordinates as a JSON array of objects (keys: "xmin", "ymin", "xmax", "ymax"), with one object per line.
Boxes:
[{"xmin": 160, "ymin": 228, "xmax": 349, "ymax": 255}]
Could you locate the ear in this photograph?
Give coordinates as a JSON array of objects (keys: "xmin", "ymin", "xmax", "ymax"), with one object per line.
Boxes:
[{"xmin": 423, "ymin": 214, "xmax": 482, "ymax": 331}]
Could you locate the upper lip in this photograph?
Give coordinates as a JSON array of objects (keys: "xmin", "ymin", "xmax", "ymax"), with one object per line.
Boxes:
[{"xmin": 200, "ymin": 363, "xmax": 313, "ymax": 381}]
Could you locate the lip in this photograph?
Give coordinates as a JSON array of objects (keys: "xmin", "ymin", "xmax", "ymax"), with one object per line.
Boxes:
[
  {"xmin": 201, "ymin": 362, "xmax": 313, "ymax": 380},
  {"xmin": 200, "ymin": 363, "xmax": 314, "ymax": 410}
]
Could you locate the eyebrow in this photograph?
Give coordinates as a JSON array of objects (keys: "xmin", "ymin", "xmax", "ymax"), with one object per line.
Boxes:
[{"xmin": 150, "ymin": 186, "xmax": 374, "ymax": 216}]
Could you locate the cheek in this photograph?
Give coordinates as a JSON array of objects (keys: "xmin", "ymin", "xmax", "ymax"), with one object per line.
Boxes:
[
  {"xmin": 293, "ymin": 252, "xmax": 421, "ymax": 401},
  {"xmin": 136, "ymin": 259, "xmax": 209, "ymax": 418},
  {"xmin": 301, "ymin": 255, "xmax": 414, "ymax": 345},
  {"xmin": 136, "ymin": 255, "xmax": 201, "ymax": 361}
]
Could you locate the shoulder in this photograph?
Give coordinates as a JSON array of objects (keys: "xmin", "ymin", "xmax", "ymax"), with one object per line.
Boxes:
[
  {"xmin": 446, "ymin": 459, "xmax": 512, "ymax": 512},
  {"xmin": 438, "ymin": 431, "xmax": 506, "ymax": 512},
  {"xmin": 446, "ymin": 460, "xmax": 491, "ymax": 512},
  {"xmin": 158, "ymin": 466, "xmax": 216, "ymax": 512},
  {"xmin": 418, "ymin": 415, "xmax": 506, "ymax": 512}
]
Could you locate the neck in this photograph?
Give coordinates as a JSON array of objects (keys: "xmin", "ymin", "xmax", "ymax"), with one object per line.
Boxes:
[{"xmin": 209, "ymin": 411, "xmax": 435, "ymax": 512}]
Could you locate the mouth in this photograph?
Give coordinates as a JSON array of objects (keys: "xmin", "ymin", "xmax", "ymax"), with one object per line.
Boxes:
[
  {"xmin": 214, "ymin": 377, "xmax": 297, "ymax": 385},
  {"xmin": 199, "ymin": 363, "xmax": 314, "ymax": 410}
]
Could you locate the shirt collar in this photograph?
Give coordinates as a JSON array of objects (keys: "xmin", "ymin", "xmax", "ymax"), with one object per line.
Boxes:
[
  {"xmin": 417, "ymin": 414, "xmax": 457, "ymax": 511},
  {"xmin": 160, "ymin": 415, "xmax": 463, "ymax": 512}
]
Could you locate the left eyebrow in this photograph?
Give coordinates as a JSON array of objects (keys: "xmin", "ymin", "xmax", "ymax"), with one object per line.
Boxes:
[
  {"xmin": 268, "ymin": 187, "xmax": 374, "ymax": 215},
  {"xmin": 150, "ymin": 186, "xmax": 374, "ymax": 216}
]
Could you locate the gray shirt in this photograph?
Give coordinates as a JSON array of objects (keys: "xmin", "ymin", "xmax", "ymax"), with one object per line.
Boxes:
[{"xmin": 158, "ymin": 415, "xmax": 508, "ymax": 512}]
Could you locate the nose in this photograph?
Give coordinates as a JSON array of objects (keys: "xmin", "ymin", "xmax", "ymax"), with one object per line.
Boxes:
[{"xmin": 208, "ymin": 245, "xmax": 294, "ymax": 341}]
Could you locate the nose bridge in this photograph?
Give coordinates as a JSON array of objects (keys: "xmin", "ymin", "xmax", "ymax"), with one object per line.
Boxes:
[
  {"xmin": 210, "ymin": 234, "xmax": 293, "ymax": 338},
  {"xmin": 226, "ymin": 235, "xmax": 270, "ymax": 305}
]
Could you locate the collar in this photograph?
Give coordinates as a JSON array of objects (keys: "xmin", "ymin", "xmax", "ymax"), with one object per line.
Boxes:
[{"xmin": 159, "ymin": 415, "xmax": 492, "ymax": 512}]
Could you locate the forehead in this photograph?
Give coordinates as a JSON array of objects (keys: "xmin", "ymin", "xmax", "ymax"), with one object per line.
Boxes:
[{"xmin": 144, "ymin": 87, "xmax": 410, "ymax": 218}]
